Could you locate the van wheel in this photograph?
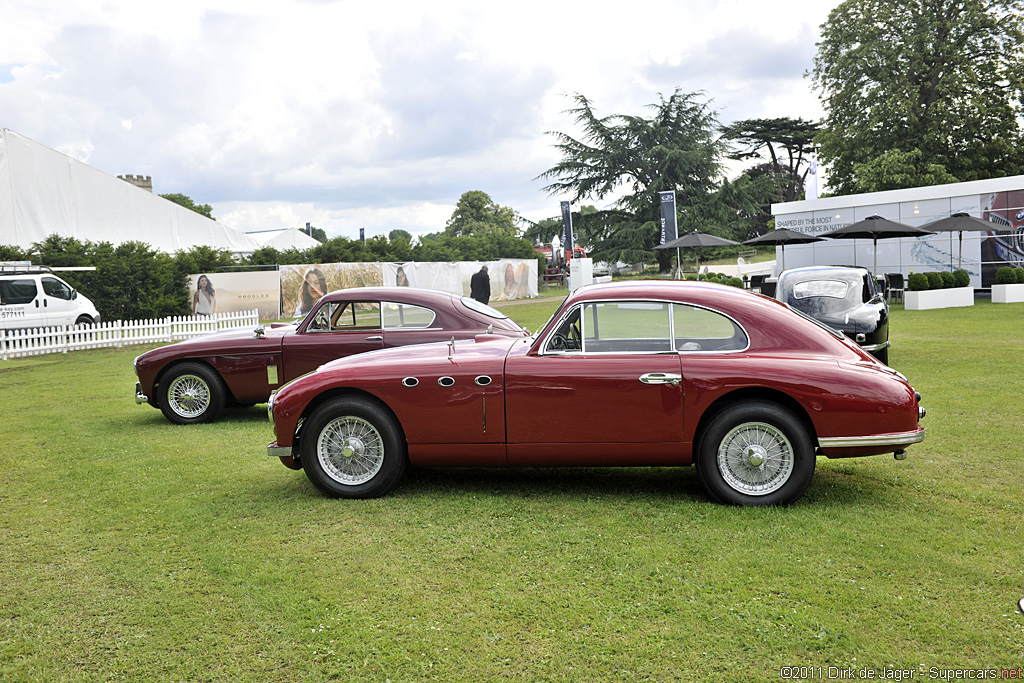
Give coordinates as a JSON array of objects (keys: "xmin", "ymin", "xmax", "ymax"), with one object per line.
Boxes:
[
  {"xmin": 75, "ymin": 315, "xmax": 94, "ymax": 326},
  {"xmin": 158, "ymin": 362, "xmax": 226, "ymax": 424}
]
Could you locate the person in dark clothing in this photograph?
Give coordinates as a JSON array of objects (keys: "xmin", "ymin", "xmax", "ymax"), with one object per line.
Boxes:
[{"xmin": 470, "ymin": 265, "xmax": 491, "ymax": 304}]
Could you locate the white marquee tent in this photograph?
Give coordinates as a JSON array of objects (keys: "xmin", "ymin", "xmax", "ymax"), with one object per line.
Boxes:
[
  {"xmin": 0, "ymin": 129, "xmax": 261, "ymax": 253},
  {"xmin": 245, "ymin": 228, "xmax": 320, "ymax": 251}
]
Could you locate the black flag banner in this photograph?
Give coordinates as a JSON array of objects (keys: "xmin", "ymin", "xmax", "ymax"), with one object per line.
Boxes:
[
  {"xmin": 560, "ymin": 201, "xmax": 574, "ymax": 251},
  {"xmin": 660, "ymin": 191, "xmax": 678, "ymax": 244}
]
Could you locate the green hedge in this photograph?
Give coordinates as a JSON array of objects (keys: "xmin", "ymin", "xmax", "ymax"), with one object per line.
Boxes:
[{"xmin": 908, "ymin": 269, "xmax": 971, "ymax": 291}]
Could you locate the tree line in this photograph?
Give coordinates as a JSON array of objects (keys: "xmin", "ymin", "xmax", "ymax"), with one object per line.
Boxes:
[{"xmin": 0, "ymin": 231, "xmax": 540, "ymax": 321}]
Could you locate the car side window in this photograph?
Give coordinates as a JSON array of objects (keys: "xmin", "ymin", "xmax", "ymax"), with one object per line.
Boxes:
[
  {"xmin": 382, "ymin": 302, "xmax": 436, "ymax": 329},
  {"xmin": 672, "ymin": 304, "xmax": 748, "ymax": 352},
  {"xmin": 0, "ymin": 279, "xmax": 38, "ymax": 305},
  {"xmin": 41, "ymin": 277, "xmax": 73, "ymax": 300},
  {"xmin": 582, "ymin": 301, "xmax": 673, "ymax": 353},
  {"xmin": 331, "ymin": 301, "xmax": 381, "ymax": 330}
]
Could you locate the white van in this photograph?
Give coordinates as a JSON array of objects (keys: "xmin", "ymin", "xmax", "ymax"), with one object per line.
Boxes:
[{"xmin": 0, "ymin": 267, "xmax": 102, "ymax": 330}]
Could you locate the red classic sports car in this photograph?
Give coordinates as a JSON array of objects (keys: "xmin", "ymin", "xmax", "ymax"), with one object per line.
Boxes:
[
  {"xmin": 266, "ymin": 281, "xmax": 926, "ymax": 506},
  {"xmin": 134, "ymin": 287, "xmax": 528, "ymax": 424}
]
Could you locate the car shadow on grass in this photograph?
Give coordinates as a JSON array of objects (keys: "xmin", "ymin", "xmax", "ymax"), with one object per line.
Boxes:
[{"xmin": 396, "ymin": 466, "xmax": 705, "ymax": 503}]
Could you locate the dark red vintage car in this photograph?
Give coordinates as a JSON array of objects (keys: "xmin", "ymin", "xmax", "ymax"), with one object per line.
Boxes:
[
  {"xmin": 134, "ymin": 287, "xmax": 528, "ymax": 424},
  {"xmin": 265, "ymin": 281, "xmax": 926, "ymax": 506}
]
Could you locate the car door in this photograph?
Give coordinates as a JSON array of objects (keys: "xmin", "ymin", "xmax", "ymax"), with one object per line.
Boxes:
[
  {"xmin": 40, "ymin": 276, "xmax": 78, "ymax": 326},
  {"xmin": 281, "ymin": 299, "xmax": 385, "ymax": 381},
  {"xmin": 504, "ymin": 300, "xmax": 685, "ymax": 467}
]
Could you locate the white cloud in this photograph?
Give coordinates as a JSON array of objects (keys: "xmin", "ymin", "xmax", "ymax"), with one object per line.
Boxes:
[{"xmin": 1, "ymin": 0, "xmax": 842, "ymax": 240}]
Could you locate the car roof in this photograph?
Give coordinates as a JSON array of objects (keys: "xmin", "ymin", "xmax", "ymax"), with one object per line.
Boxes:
[
  {"xmin": 779, "ymin": 265, "xmax": 869, "ymax": 279},
  {"xmin": 320, "ymin": 286, "xmax": 460, "ymax": 303},
  {"xmin": 549, "ymin": 279, "xmax": 854, "ymax": 356}
]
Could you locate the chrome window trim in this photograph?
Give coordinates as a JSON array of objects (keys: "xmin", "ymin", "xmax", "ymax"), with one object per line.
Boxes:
[{"xmin": 539, "ymin": 298, "xmax": 751, "ymax": 356}]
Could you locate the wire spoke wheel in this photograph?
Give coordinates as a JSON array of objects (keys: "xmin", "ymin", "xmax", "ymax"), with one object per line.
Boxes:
[
  {"xmin": 166, "ymin": 374, "xmax": 211, "ymax": 419},
  {"xmin": 316, "ymin": 415, "xmax": 385, "ymax": 486},
  {"xmin": 717, "ymin": 421, "xmax": 794, "ymax": 495}
]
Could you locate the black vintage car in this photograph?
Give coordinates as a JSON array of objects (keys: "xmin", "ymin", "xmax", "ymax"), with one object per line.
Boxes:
[{"xmin": 775, "ymin": 265, "xmax": 890, "ymax": 364}]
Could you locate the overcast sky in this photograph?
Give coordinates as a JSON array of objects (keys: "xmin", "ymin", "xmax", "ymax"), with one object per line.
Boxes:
[{"xmin": 1, "ymin": 0, "xmax": 841, "ymax": 240}]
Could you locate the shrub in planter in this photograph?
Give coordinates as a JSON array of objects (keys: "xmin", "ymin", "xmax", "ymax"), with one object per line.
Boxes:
[
  {"xmin": 953, "ymin": 269, "xmax": 970, "ymax": 288},
  {"xmin": 723, "ymin": 277, "xmax": 744, "ymax": 288},
  {"xmin": 925, "ymin": 272, "xmax": 944, "ymax": 289},
  {"xmin": 908, "ymin": 272, "xmax": 930, "ymax": 291},
  {"xmin": 1017, "ymin": 268, "xmax": 1024, "ymax": 284},
  {"xmin": 940, "ymin": 271, "xmax": 956, "ymax": 288},
  {"xmin": 996, "ymin": 267, "xmax": 1016, "ymax": 285}
]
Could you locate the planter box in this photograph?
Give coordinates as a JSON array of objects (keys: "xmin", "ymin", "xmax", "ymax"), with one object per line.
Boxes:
[
  {"xmin": 992, "ymin": 283, "xmax": 1024, "ymax": 303},
  {"xmin": 905, "ymin": 286, "xmax": 974, "ymax": 311}
]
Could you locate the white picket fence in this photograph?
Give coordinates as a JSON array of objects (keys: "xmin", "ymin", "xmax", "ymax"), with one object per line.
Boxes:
[{"xmin": 1, "ymin": 309, "xmax": 260, "ymax": 360}]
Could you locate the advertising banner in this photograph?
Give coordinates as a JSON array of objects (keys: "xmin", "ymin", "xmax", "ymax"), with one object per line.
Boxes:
[
  {"xmin": 280, "ymin": 263, "xmax": 383, "ymax": 318},
  {"xmin": 560, "ymin": 201, "xmax": 574, "ymax": 252},
  {"xmin": 187, "ymin": 271, "xmax": 280, "ymax": 319},
  {"xmin": 659, "ymin": 191, "xmax": 678, "ymax": 244}
]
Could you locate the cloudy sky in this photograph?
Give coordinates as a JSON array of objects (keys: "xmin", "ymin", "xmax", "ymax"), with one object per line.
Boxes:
[{"xmin": 1, "ymin": 0, "xmax": 841, "ymax": 240}]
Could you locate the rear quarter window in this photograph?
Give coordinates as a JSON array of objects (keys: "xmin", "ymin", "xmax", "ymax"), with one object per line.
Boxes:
[{"xmin": 0, "ymin": 279, "xmax": 39, "ymax": 305}]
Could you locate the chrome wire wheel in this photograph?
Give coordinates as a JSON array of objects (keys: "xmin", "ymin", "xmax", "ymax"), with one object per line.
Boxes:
[
  {"xmin": 166, "ymin": 374, "xmax": 211, "ymax": 419},
  {"xmin": 316, "ymin": 415, "xmax": 385, "ymax": 486},
  {"xmin": 716, "ymin": 421, "xmax": 795, "ymax": 496}
]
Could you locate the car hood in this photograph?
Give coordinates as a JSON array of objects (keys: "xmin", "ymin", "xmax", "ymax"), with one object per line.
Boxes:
[{"xmin": 140, "ymin": 323, "xmax": 294, "ymax": 361}]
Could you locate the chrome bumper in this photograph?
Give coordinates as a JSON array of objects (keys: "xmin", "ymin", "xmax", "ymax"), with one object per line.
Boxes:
[
  {"xmin": 134, "ymin": 382, "xmax": 147, "ymax": 405},
  {"xmin": 818, "ymin": 427, "xmax": 925, "ymax": 449},
  {"xmin": 267, "ymin": 442, "xmax": 292, "ymax": 458},
  {"xmin": 861, "ymin": 340, "xmax": 891, "ymax": 353}
]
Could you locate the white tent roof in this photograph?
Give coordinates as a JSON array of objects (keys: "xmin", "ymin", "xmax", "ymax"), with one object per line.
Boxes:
[
  {"xmin": 0, "ymin": 129, "xmax": 261, "ymax": 253},
  {"xmin": 246, "ymin": 227, "xmax": 320, "ymax": 251}
]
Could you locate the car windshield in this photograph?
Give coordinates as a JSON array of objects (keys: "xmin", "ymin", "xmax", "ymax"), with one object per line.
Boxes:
[{"xmin": 459, "ymin": 296, "xmax": 509, "ymax": 319}]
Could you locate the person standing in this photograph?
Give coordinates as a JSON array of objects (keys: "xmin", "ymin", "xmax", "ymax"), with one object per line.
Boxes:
[{"xmin": 470, "ymin": 265, "xmax": 490, "ymax": 304}]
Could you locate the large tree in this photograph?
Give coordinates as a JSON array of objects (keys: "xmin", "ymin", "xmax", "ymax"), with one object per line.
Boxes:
[
  {"xmin": 537, "ymin": 90, "xmax": 726, "ymax": 271},
  {"xmin": 444, "ymin": 191, "xmax": 519, "ymax": 237},
  {"xmin": 721, "ymin": 117, "xmax": 820, "ymax": 203},
  {"xmin": 811, "ymin": 0, "xmax": 1024, "ymax": 195}
]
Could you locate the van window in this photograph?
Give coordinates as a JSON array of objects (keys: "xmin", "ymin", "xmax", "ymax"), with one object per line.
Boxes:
[
  {"xmin": 0, "ymin": 279, "xmax": 38, "ymax": 305},
  {"xmin": 42, "ymin": 277, "xmax": 74, "ymax": 300}
]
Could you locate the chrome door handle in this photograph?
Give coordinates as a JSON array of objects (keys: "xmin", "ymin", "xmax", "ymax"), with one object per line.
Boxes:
[
  {"xmin": 365, "ymin": 335, "xmax": 383, "ymax": 341},
  {"xmin": 639, "ymin": 372, "xmax": 682, "ymax": 386}
]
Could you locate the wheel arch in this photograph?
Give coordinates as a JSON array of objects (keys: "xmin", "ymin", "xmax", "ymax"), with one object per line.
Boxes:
[
  {"xmin": 693, "ymin": 387, "xmax": 818, "ymax": 454},
  {"xmin": 293, "ymin": 388, "xmax": 406, "ymax": 456},
  {"xmin": 155, "ymin": 358, "xmax": 237, "ymax": 404}
]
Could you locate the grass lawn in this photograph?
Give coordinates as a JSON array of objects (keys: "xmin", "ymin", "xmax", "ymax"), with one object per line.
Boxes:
[{"xmin": 2, "ymin": 296, "xmax": 1023, "ymax": 682}]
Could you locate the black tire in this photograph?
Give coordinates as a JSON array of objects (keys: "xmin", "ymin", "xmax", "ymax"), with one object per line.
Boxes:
[
  {"xmin": 696, "ymin": 401, "xmax": 815, "ymax": 506},
  {"xmin": 300, "ymin": 396, "xmax": 407, "ymax": 499},
  {"xmin": 75, "ymin": 315, "xmax": 94, "ymax": 326},
  {"xmin": 875, "ymin": 346, "xmax": 889, "ymax": 365},
  {"xmin": 157, "ymin": 362, "xmax": 227, "ymax": 425}
]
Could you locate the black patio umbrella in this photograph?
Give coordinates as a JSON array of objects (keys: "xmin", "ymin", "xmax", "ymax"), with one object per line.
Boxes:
[
  {"xmin": 822, "ymin": 215, "xmax": 934, "ymax": 276},
  {"xmin": 655, "ymin": 230, "xmax": 739, "ymax": 279},
  {"xmin": 742, "ymin": 228, "xmax": 825, "ymax": 272},
  {"xmin": 924, "ymin": 212, "xmax": 997, "ymax": 269}
]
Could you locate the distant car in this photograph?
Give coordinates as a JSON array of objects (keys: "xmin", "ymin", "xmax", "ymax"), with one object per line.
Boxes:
[
  {"xmin": 775, "ymin": 265, "xmax": 890, "ymax": 365},
  {"xmin": 1, "ymin": 266, "xmax": 101, "ymax": 330},
  {"xmin": 265, "ymin": 280, "xmax": 925, "ymax": 507},
  {"xmin": 133, "ymin": 287, "xmax": 529, "ymax": 424}
]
